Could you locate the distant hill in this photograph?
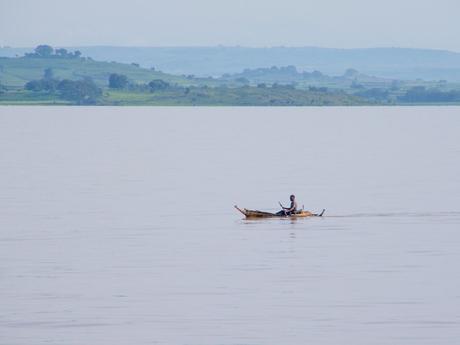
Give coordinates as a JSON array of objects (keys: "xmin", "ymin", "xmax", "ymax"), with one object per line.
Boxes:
[
  {"xmin": 2, "ymin": 46, "xmax": 459, "ymax": 81},
  {"xmin": 220, "ymin": 66, "xmax": 393, "ymax": 89}
]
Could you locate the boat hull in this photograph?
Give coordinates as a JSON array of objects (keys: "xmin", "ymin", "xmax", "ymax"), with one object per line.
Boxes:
[{"xmin": 234, "ymin": 206, "xmax": 323, "ymax": 218}]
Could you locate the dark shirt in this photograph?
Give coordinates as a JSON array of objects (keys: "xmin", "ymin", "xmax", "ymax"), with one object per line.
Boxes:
[{"xmin": 290, "ymin": 201, "xmax": 298, "ymax": 211}]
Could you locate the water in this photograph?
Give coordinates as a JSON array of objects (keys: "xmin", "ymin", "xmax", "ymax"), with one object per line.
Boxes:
[{"xmin": 1, "ymin": 106, "xmax": 460, "ymax": 345}]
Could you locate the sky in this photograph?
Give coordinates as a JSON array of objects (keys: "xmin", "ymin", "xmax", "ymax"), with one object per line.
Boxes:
[{"xmin": 1, "ymin": 0, "xmax": 459, "ymax": 51}]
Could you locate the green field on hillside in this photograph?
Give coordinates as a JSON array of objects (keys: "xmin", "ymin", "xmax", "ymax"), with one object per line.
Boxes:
[{"xmin": 0, "ymin": 56, "xmax": 196, "ymax": 88}]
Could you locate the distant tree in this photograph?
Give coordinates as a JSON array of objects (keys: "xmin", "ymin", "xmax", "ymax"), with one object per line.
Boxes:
[
  {"xmin": 310, "ymin": 70, "xmax": 324, "ymax": 79},
  {"xmin": 108, "ymin": 73, "xmax": 128, "ymax": 89},
  {"xmin": 351, "ymin": 81, "xmax": 364, "ymax": 89},
  {"xmin": 131, "ymin": 63, "xmax": 140, "ymax": 67},
  {"xmin": 25, "ymin": 80, "xmax": 42, "ymax": 91},
  {"xmin": 34, "ymin": 45, "xmax": 54, "ymax": 57},
  {"xmin": 272, "ymin": 83, "xmax": 281, "ymax": 88},
  {"xmin": 24, "ymin": 78, "xmax": 58, "ymax": 92},
  {"xmin": 24, "ymin": 46, "xmax": 87, "ymax": 59},
  {"xmin": 257, "ymin": 83, "xmax": 267, "ymax": 88},
  {"xmin": 55, "ymin": 48, "xmax": 69, "ymax": 57},
  {"xmin": 148, "ymin": 79, "xmax": 170, "ymax": 92},
  {"xmin": 44, "ymin": 68, "xmax": 54, "ymax": 80},
  {"xmin": 57, "ymin": 78, "xmax": 102, "ymax": 104},
  {"xmin": 343, "ymin": 68, "xmax": 359, "ymax": 78},
  {"xmin": 235, "ymin": 77, "xmax": 249, "ymax": 84},
  {"xmin": 43, "ymin": 79, "xmax": 59, "ymax": 91}
]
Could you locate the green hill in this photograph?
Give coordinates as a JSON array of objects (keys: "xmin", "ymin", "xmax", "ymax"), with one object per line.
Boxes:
[
  {"xmin": 0, "ymin": 56, "xmax": 194, "ymax": 88},
  {"xmin": 0, "ymin": 53, "xmax": 367, "ymax": 106}
]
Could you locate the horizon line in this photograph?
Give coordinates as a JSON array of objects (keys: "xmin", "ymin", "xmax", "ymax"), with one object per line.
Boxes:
[{"xmin": 1, "ymin": 45, "xmax": 459, "ymax": 54}]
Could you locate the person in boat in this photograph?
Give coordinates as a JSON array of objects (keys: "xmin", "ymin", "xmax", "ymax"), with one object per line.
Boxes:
[{"xmin": 277, "ymin": 194, "xmax": 298, "ymax": 216}]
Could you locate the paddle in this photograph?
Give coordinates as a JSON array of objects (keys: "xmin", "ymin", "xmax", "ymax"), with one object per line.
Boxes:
[{"xmin": 278, "ymin": 201, "xmax": 288, "ymax": 216}]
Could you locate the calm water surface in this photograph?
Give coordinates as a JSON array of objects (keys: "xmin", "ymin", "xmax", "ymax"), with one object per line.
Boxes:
[{"xmin": 1, "ymin": 106, "xmax": 460, "ymax": 345}]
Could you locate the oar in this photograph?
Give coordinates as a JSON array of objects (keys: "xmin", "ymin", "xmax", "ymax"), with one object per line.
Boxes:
[{"xmin": 278, "ymin": 202, "xmax": 288, "ymax": 216}]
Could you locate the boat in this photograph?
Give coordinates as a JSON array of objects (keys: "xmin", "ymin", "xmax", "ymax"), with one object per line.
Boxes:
[{"xmin": 234, "ymin": 205, "xmax": 325, "ymax": 218}]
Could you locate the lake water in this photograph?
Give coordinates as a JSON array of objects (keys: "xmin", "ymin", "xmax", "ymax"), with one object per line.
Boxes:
[{"xmin": 1, "ymin": 106, "xmax": 460, "ymax": 345}]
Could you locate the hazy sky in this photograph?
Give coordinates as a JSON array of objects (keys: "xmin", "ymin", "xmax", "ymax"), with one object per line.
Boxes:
[{"xmin": 1, "ymin": 0, "xmax": 459, "ymax": 51}]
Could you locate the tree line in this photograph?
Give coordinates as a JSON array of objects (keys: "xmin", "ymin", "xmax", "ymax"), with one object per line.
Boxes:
[
  {"xmin": 24, "ymin": 68, "xmax": 101, "ymax": 104},
  {"xmin": 398, "ymin": 86, "xmax": 460, "ymax": 103},
  {"xmin": 23, "ymin": 70, "xmax": 174, "ymax": 104},
  {"xmin": 108, "ymin": 73, "xmax": 171, "ymax": 92},
  {"xmin": 25, "ymin": 45, "xmax": 83, "ymax": 59}
]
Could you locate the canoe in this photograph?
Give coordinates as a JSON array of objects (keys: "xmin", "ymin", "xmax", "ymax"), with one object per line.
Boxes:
[{"xmin": 234, "ymin": 205, "xmax": 325, "ymax": 218}]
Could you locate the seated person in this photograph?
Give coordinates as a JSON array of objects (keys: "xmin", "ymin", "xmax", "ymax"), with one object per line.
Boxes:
[{"xmin": 276, "ymin": 194, "xmax": 298, "ymax": 216}]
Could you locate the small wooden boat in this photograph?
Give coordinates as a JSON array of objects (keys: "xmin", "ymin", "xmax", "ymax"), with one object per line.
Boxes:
[{"xmin": 234, "ymin": 205, "xmax": 325, "ymax": 218}]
